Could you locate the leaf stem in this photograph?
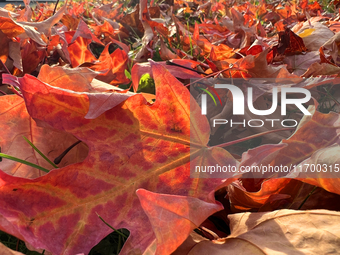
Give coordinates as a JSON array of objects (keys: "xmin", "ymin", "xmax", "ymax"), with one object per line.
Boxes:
[
  {"xmin": 7, "ymin": 86, "xmax": 23, "ymax": 98},
  {"xmin": 0, "ymin": 59, "xmax": 11, "ymax": 74},
  {"xmin": 211, "ymin": 128, "xmax": 295, "ymax": 148},
  {"xmin": 0, "ymin": 153, "xmax": 50, "ymax": 173}
]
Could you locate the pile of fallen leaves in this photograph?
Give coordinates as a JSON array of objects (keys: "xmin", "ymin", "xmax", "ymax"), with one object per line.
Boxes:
[{"xmin": 1, "ymin": 0, "xmax": 340, "ymax": 254}]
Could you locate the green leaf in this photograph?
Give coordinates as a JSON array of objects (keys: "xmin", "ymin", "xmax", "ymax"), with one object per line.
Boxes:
[
  {"xmin": 124, "ymin": 69, "xmax": 131, "ymax": 80},
  {"xmin": 137, "ymin": 73, "xmax": 155, "ymax": 94}
]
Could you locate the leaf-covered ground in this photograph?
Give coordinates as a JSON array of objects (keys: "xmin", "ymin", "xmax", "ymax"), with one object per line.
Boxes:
[{"xmin": 0, "ymin": 0, "xmax": 340, "ymax": 254}]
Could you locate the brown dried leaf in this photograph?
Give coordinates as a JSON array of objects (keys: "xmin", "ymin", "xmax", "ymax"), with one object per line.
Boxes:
[
  {"xmin": 296, "ymin": 21, "xmax": 334, "ymax": 51},
  {"xmin": 177, "ymin": 210, "xmax": 340, "ymax": 255},
  {"xmin": 0, "ymin": 243, "xmax": 24, "ymax": 255}
]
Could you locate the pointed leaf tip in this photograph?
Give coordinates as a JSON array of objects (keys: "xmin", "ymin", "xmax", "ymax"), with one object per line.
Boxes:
[{"xmin": 137, "ymin": 189, "xmax": 223, "ymax": 255}]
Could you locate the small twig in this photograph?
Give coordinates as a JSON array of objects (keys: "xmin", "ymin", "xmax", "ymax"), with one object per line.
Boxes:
[
  {"xmin": 16, "ymin": 239, "xmax": 19, "ymax": 251},
  {"xmin": 54, "ymin": 140, "xmax": 82, "ymax": 164},
  {"xmin": 166, "ymin": 60, "xmax": 208, "ymax": 75},
  {"xmin": 185, "ymin": 66, "xmax": 248, "ymax": 87},
  {"xmin": 202, "ymin": 34, "xmax": 212, "ymax": 44},
  {"xmin": 53, "ymin": 0, "xmax": 60, "ymax": 15},
  {"xmin": 0, "ymin": 90, "xmax": 7, "ymax": 95},
  {"xmin": 298, "ymin": 186, "xmax": 317, "ymax": 210}
]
